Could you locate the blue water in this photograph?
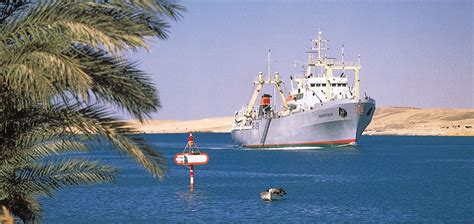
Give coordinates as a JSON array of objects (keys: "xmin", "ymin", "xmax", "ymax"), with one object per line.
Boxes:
[{"xmin": 42, "ymin": 134, "xmax": 473, "ymax": 223}]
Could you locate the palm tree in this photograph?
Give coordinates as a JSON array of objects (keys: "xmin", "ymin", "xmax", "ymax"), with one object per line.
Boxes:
[
  {"xmin": 0, "ymin": 0, "xmax": 184, "ymax": 222},
  {"xmin": 0, "ymin": 103, "xmax": 119, "ymax": 222}
]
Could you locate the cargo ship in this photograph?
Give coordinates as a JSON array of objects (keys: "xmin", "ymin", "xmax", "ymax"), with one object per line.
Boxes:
[{"xmin": 231, "ymin": 31, "xmax": 376, "ymax": 148}]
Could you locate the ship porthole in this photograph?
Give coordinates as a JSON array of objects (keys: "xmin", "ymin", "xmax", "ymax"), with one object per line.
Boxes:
[{"xmin": 339, "ymin": 107, "xmax": 347, "ymax": 118}]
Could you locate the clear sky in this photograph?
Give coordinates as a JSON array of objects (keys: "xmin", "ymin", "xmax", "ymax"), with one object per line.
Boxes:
[{"xmin": 130, "ymin": 0, "xmax": 472, "ymax": 120}]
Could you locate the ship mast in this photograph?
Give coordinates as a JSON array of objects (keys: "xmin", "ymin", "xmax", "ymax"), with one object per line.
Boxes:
[
  {"xmin": 316, "ymin": 31, "xmax": 323, "ymax": 64},
  {"xmin": 266, "ymin": 50, "xmax": 276, "ymax": 108},
  {"xmin": 243, "ymin": 50, "xmax": 286, "ymax": 119},
  {"xmin": 317, "ymin": 31, "xmax": 332, "ymax": 100},
  {"xmin": 266, "ymin": 49, "xmax": 272, "ymax": 81},
  {"xmin": 307, "ymin": 31, "xmax": 361, "ymax": 100}
]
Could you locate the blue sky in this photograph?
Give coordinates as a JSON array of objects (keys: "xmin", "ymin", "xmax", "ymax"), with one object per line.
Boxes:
[{"xmin": 130, "ymin": 0, "xmax": 472, "ymax": 120}]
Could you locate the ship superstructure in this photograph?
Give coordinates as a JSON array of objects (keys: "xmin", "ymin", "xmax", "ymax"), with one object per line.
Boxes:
[{"xmin": 231, "ymin": 31, "xmax": 376, "ymax": 148}]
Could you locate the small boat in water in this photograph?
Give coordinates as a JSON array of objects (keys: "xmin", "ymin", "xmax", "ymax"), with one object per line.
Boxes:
[{"xmin": 260, "ymin": 188, "xmax": 287, "ymax": 201}]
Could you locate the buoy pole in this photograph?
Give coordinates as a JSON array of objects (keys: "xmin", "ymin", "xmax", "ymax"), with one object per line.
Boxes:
[{"xmin": 189, "ymin": 164, "xmax": 194, "ymax": 191}]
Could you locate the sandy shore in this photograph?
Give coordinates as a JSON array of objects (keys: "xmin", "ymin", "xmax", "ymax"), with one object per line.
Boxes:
[
  {"xmin": 364, "ymin": 107, "xmax": 474, "ymax": 136},
  {"xmin": 126, "ymin": 117, "xmax": 233, "ymax": 133},
  {"xmin": 126, "ymin": 107, "xmax": 474, "ymax": 136}
]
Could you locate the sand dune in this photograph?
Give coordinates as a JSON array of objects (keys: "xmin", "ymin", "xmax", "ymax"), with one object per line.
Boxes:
[
  {"xmin": 126, "ymin": 117, "xmax": 233, "ymax": 133},
  {"xmin": 127, "ymin": 107, "xmax": 474, "ymax": 136},
  {"xmin": 365, "ymin": 107, "xmax": 474, "ymax": 136}
]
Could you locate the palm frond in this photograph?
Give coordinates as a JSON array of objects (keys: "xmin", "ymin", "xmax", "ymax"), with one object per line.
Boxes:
[
  {"xmin": 1, "ymin": 102, "xmax": 167, "ymax": 178},
  {"xmin": 124, "ymin": 0, "xmax": 186, "ymax": 21},
  {"xmin": 1, "ymin": 160, "xmax": 115, "ymax": 223},
  {"xmin": 1, "ymin": 1, "xmax": 181, "ymax": 52},
  {"xmin": 70, "ymin": 45, "xmax": 160, "ymax": 120},
  {"xmin": 2, "ymin": 47, "xmax": 92, "ymax": 103},
  {"xmin": 15, "ymin": 159, "xmax": 116, "ymax": 196},
  {"xmin": 0, "ymin": 1, "xmax": 180, "ymax": 110},
  {"xmin": 70, "ymin": 105, "xmax": 168, "ymax": 178},
  {"xmin": 21, "ymin": 139, "xmax": 88, "ymax": 163},
  {"xmin": 3, "ymin": 133, "xmax": 88, "ymax": 167}
]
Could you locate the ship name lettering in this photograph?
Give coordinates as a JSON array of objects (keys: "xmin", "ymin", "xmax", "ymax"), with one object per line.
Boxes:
[
  {"xmin": 252, "ymin": 122, "xmax": 259, "ymax": 130},
  {"xmin": 319, "ymin": 113, "xmax": 333, "ymax": 118}
]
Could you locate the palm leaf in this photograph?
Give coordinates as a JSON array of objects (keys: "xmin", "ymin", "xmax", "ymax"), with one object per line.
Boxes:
[
  {"xmin": 15, "ymin": 159, "xmax": 116, "ymax": 196},
  {"xmin": 1, "ymin": 102, "xmax": 167, "ymax": 178},
  {"xmin": 70, "ymin": 45, "xmax": 160, "ymax": 120},
  {"xmin": 1, "ymin": 160, "xmax": 115, "ymax": 223}
]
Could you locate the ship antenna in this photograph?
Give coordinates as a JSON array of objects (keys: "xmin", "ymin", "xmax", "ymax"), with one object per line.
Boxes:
[
  {"xmin": 341, "ymin": 44, "xmax": 345, "ymax": 74},
  {"xmin": 305, "ymin": 31, "xmax": 320, "ymax": 78},
  {"xmin": 266, "ymin": 49, "xmax": 277, "ymax": 109},
  {"xmin": 266, "ymin": 49, "xmax": 272, "ymax": 81},
  {"xmin": 341, "ymin": 44, "xmax": 344, "ymax": 64},
  {"xmin": 315, "ymin": 30, "xmax": 329, "ymax": 76},
  {"xmin": 317, "ymin": 30, "xmax": 322, "ymax": 63}
]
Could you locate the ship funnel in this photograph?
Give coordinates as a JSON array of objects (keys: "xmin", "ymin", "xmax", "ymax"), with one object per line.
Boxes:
[{"xmin": 258, "ymin": 94, "xmax": 272, "ymax": 117}]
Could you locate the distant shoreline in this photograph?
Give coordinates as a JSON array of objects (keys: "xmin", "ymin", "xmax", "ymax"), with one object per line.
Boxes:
[{"xmin": 125, "ymin": 107, "xmax": 474, "ymax": 136}]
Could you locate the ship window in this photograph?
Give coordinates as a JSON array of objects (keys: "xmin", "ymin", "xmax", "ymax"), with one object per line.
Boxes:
[
  {"xmin": 342, "ymin": 84, "xmax": 347, "ymax": 87},
  {"xmin": 310, "ymin": 83, "xmax": 315, "ymax": 87},
  {"xmin": 337, "ymin": 84, "xmax": 342, "ymax": 87},
  {"xmin": 295, "ymin": 93, "xmax": 304, "ymax": 100},
  {"xmin": 332, "ymin": 84, "xmax": 337, "ymax": 87},
  {"xmin": 322, "ymin": 84, "xmax": 326, "ymax": 87},
  {"xmin": 316, "ymin": 84, "xmax": 321, "ymax": 87}
]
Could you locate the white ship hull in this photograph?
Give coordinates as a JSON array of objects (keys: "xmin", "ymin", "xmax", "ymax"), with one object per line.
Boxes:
[{"xmin": 231, "ymin": 99, "xmax": 375, "ymax": 148}]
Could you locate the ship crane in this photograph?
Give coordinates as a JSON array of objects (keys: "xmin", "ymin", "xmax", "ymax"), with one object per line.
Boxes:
[{"xmin": 244, "ymin": 52, "xmax": 287, "ymax": 119}]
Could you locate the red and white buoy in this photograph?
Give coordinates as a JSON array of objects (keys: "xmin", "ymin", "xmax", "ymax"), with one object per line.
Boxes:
[
  {"xmin": 189, "ymin": 165, "xmax": 194, "ymax": 190},
  {"xmin": 174, "ymin": 133, "xmax": 209, "ymax": 191}
]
